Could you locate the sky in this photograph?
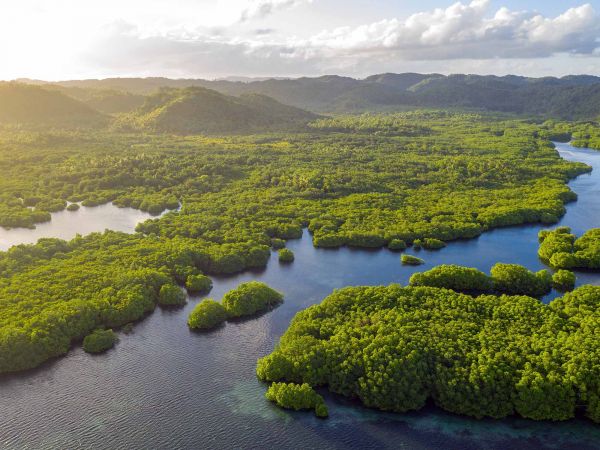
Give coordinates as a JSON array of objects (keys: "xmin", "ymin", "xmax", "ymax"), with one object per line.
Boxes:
[{"xmin": 2, "ymin": 0, "xmax": 600, "ymax": 80}]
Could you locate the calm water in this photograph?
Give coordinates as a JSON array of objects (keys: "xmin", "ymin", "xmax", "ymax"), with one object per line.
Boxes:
[
  {"xmin": 2, "ymin": 142, "xmax": 600, "ymax": 449},
  {"xmin": 0, "ymin": 203, "xmax": 156, "ymax": 251}
]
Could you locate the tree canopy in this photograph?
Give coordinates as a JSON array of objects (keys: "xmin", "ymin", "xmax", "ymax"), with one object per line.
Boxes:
[{"xmin": 257, "ymin": 284, "xmax": 600, "ymax": 422}]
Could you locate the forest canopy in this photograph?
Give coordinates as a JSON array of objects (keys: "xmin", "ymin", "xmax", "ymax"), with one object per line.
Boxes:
[
  {"xmin": 0, "ymin": 112, "xmax": 596, "ymax": 373},
  {"xmin": 257, "ymin": 284, "xmax": 600, "ymax": 422}
]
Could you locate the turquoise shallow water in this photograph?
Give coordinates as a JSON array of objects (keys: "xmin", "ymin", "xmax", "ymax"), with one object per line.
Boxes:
[{"xmin": 1, "ymin": 142, "xmax": 600, "ymax": 449}]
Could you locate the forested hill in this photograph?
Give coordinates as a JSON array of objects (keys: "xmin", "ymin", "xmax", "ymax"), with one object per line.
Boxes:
[
  {"xmin": 38, "ymin": 73, "xmax": 600, "ymax": 119},
  {"xmin": 0, "ymin": 83, "xmax": 106, "ymax": 127},
  {"xmin": 113, "ymin": 87, "xmax": 319, "ymax": 134}
]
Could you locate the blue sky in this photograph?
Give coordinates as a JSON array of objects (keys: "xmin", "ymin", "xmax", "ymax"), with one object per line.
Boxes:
[{"xmin": 1, "ymin": 0, "xmax": 599, "ymax": 80}]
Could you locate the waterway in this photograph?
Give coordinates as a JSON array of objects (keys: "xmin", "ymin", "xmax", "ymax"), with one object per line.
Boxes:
[{"xmin": 1, "ymin": 142, "xmax": 599, "ymax": 449}]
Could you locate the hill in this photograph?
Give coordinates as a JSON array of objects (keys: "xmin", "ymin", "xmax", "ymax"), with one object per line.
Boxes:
[
  {"xmin": 0, "ymin": 83, "xmax": 106, "ymax": 127},
  {"xmin": 27, "ymin": 73, "xmax": 600, "ymax": 118},
  {"xmin": 48, "ymin": 86, "xmax": 146, "ymax": 114},
  {"xmin": 114, "ymin": 87, "xmax": 318, "ymax": 134}
]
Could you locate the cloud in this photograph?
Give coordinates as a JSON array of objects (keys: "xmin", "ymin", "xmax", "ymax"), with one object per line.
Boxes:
[
  {"xmin": 81, "ymin": 1, "xmax": 600, "ymax": 78},
  {"xmin": 296, "ymin": 1, "xmax": 600, "ymax": 60},
  {"xmin": 239, "ymin": 0, "xmax": 311, "ymax": 22}
]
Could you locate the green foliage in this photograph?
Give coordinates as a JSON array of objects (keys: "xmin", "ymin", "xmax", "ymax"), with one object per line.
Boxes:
[
  {"xmin": 278, "ymin": 248, "xmax": 295, "ymax": 263},
  {"xmin": 185, "ymin": 274, "xmax": 213, "ymax": 294},
  {"xmin": 490, "ymin": 263, "xmax": 552, "ymax": 298},
  {"xmin": 265, "ymin": 382, "xmax": 328, "ymax": 417},
  {"xmin": 552, "ymin": 270, "xmax": 576, "ymax": 292},
  {"xmin": 271, "ymin": 238, "xmax": 286, "ymax": 249},
  {"xmin": 401, "ymin": 254, "xmax": 424, "ymax": 265},
  {"xmin": 0, "ymin": 112, "xmax": 593, "ymax": 373},
  {"xmin": 422, "ymin": 238, "xmax": 446, "ymax": 250},
  {"xmin": 158, "ymin": 283, "xmax": 187, "ymax": 306},
  {"xmin": 113, "ymin": 87, "xmax": 317, "ymax": 134},
  {"xmin": 222, "ymin": 282, "xmax": 283, "ymax": 318},
  {"xmin": 66, "ymin": 203, "xmax": 80, "ymax": 211},
  {"xmin": 410, "ymin": 263, "xmax": 554, "ymax": 298},
  {"xmin": 409, "ymin": 264, "xmax": 493, "ymax": 293},
  {"xmin": 82, "ymin": 329, "xmax": 116, "ymax": 354},
  {"xmin": 187, "ymin": 299, "xmax": 228, "ymax": 330},
  {"xmin": 387, "ymin": 239, "xmax": 407, "ymax": 251},
  {"xmin": 258, "ymin": 284, "xmax": 600, "ymax": 422},
  {"xmin": 539, "ymin": 227, "xmax": 600, "ymax": 269},
  {"xmin": 0, "ymin": 82, "xmax": 106, "ymax": 128}
]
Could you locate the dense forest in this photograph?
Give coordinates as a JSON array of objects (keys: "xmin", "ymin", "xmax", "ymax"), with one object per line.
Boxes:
[
  {"xmin": 24, "ymin": 73, "xmax": 600, "ymax": 118},
  {"xmin": 257, "ymin": 284, "xmax": 600, "ymax": 422},
  {"xmin": 539, "ymin": 227, "xmax": 600, "ymax": 269},
  {"xmin": 0, "ymin": 111, "xmax": 598, "ymax": 374}
]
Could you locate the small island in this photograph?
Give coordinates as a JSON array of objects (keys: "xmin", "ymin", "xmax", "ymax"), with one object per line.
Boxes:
[
  {"xmin": 278, "ymin": 248, "xmax": 295, "ymax": 263},
  {"xmin": 188, "ymin": 282, "xmax": 284, "ymax": 330},
  {"xmin": 409, "ymin": 263, "xmax": 553, "ymax": 298},
  {"xmin": 401, "ymin": 254, "xmax": 424, "ymax": 265},
  {"xmin": 222, "ymin": 281, "xmax": 283, "ymax": 318}
]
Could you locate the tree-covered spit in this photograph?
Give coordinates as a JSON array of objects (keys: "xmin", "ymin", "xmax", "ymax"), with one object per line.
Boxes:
[
  {"xmin": 265, "ymin": 382, "xmax": 328, "ymax": 417},
  {"xmin": 82, "ymin": 329, "xmax": 117, "ymax": 354}
]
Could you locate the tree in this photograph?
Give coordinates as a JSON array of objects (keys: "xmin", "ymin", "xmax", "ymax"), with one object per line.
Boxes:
[
  {"xmin": 187, "ymin": 299, "xmax": 228, "ymax": 330},
  {"xmin": 222, "ymin": 282, "xmax": 283, "ymax": 318},
  {"xmin": 158, "ymin": 283, "xmax": 187, "ymax": 306},
  {"xmin": 278, "ymin": 248, "xmax": 294, "ymax": 263},
  {"xmin": 82, "ymin": 329, "xmax": 116, "ymax": 353},
  {"xmin": 265, "ymin": 382, "xmax": 328, "ymax": 417},
  {"xmin": 401, "ymin": 255, "xmax": 424, "ymax": 265},
  {"xmin": 185, "ymin": 274, "xmax": 213, "ymax": 294}
]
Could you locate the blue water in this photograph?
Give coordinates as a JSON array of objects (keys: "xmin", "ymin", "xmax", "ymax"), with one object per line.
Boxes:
[{"xmin": 1, "ymin": 142, "xmax": 599, "ymax": 449}]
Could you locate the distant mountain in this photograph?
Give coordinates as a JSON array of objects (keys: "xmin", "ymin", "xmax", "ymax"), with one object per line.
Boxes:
[
  {"xmin": 0, "ymin": 83, "xmax": 106, "ymax": 127},
  {"xmin": 40, "ymin": 73, "xmax": 600, "ymax": 119},
  {"xmin": 48, "ymin": 87, "xmax": 146, "ymax": 114},
  {"xmin": 113, "ymin": 87, "xmax": 318, "ymax": 134}
]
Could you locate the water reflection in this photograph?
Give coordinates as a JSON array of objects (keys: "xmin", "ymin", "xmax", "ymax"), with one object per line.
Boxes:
[{"xmin": 0, "ymin": 203, "xmax": 158, "ymax": 251}]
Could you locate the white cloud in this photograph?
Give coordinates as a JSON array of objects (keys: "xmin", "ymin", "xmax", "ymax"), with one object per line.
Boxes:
[
  {"xmin": 239, "ymin": 0, "xmax": 312, "ymax": 22},
  {"xmin": 295, "ymin": 1, "xmax": 600, "ymax": 60},
  {"xmin": 3, "ymin": 0, "xmax": 600, "ymax": 79}
]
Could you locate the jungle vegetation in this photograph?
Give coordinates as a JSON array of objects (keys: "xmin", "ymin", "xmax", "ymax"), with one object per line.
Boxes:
[
  {"xmin": 409, "ymin": 263, "xmax": 552, "ymax": 298},
  {"xmin": 187, "ymin": 282, "xmax": 282, "ymax": 330},
  {"xmin": 187, "ymin": 299, "xmax": 228, "ymax": 330},
  {"xmin": 0, "ymin": 111, "xmax": 596, "ymax": 373},
  {"xmin": 401, "ymin": 255, "xmax": 424, "ymax": 265},
  {"xmin": 257, "ymin": 284, "xmax": 600, "ymax": 422},
  {"xmin": 539, "ymin": 227, "xmax": 600, "ymax": 269},
  {"xmin": 221, "ymin": 282, "xmax": 283, "ymax": 318},
  {"xmin": 278, "ymin": 248, "xmax": 294, "ymax": 263},
  {"xmin": 82, "ymin": 329, "xmax": 117, "ymax": 354},
  {"xmin": 552, "ymin": 270, "xmax": 576, "ymax": 292},
  {"xmin": 265, "ymin": 382, "xmax": 328, "ymax": 418},
  {"xmin": 36, "ymin": 73, "xmax": 600, "ymax": 118}
]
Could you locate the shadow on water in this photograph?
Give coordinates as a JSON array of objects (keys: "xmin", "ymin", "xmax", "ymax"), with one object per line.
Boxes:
[{"xmin": 2, "ymin": 142, "xmax": 600, "ymax": 449}]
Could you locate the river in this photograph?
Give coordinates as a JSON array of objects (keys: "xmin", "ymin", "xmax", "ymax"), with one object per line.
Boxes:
[{"xmin": 1, "ymin": 142, "xmax": 599, "ymax": 449}]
